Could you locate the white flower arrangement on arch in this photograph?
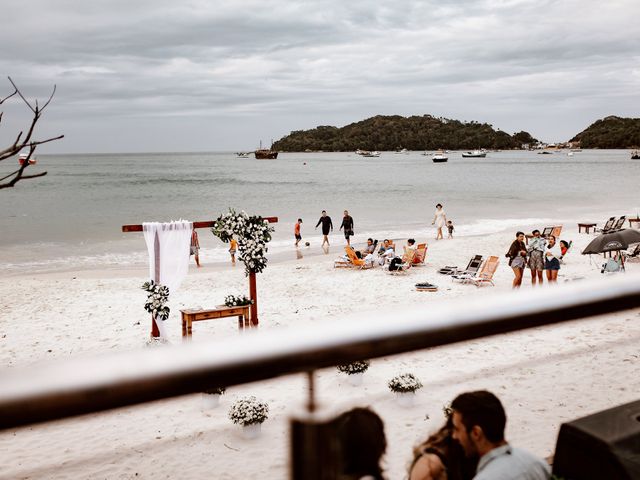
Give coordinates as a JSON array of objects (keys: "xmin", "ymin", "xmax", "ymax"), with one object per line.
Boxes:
[
  {"xmin": 228, "ymin": 396, "xmax": 270, "ymax": 426},
  {"xmin": 141, "ymin": 280, "xmax": 170, "ymax": 321},
  {"xmin": 211, "ymin": 209, "xmax": 274, "ymax": 276},
  {"xmin": 388, "ymin": 373, "xmax": 423, "ymax": 393}
]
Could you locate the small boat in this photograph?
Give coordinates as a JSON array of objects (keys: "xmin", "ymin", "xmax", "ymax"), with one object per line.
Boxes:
[
  {"xmin": 254, "ymin": 140, "xmax": 278, "ymax": 159},
  {"xmin": 394, "ymin": 148, "xmax": 409, "ymax": 154},
  {"xmin": 235, "ymin": 152, "xmax": 250, "ymax": 158},
  {"xmin": 537, "ymin": 151, "xmax": 553, "ymax": 155},
  {"xmin": 632, "ymin": 150, "xmax": 640, "ymax": 160},
  {"xmin": 432, "ymin": 150, "xmax": 448, "ymax": 163},
  {"xmin": 18, "ymin": 153, "xmax": 37, "ymax": 165},
  {"xmin": 567, "ymin": 152, "xmax": 574, "ymax": 157},
  {"xmin": 356, "ymin": 149, "xmax": 380, "ymax": 157},
  {"xmin": 461, "ymin": 150, "xmax": 487, "ymax": 158}
]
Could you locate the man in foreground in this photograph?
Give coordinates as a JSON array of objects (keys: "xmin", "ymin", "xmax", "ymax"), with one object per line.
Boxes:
[{"xmin": 451, "ymin": 390, "xmax": 550, "ymax": 480}]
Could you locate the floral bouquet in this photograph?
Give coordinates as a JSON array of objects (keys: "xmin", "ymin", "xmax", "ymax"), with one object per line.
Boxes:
[
  {"xmin": 211, "ymin": 209, "xmax": 274, "ymax": 276},
  {"xmin": 336, "ymin": 360, "xmax": 370, "ymax": 375},
  {"xmin": 224, "ymin": 294, "xmax": 254, "ymax": 307},
  {"xmin": 141, "ymin": 280, "xmax": 170, "ymax": 321},
  {"xmin": 388, "ymin": 373, "xmax": 423, "ymax": 393},
  {"xmin": 228, "ymin": 396, "xmax": 269, "ymax": 426}
]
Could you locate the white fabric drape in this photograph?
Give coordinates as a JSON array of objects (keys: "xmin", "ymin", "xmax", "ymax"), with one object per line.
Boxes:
[{"xmin": 143, "ymin": 220, "xmax": 193, "ymax": 337}]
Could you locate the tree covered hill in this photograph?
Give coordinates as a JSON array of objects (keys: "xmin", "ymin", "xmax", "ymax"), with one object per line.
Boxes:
[
  {"xmin": 272, "ymin": 115, "xmax": 538, "ymax": 151},
  {"xmin": 570, "ymin": 116, "xmax": 640, "ymax": 148}
]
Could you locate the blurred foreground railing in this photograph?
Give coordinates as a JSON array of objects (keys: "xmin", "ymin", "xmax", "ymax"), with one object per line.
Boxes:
[{"xmin": 0, "ymin": 274, "xmax": 639, "ymax": 431}]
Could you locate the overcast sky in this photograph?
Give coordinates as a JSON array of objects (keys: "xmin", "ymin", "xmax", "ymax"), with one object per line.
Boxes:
[{"xmin": 1, "ymin": 0, "xmax": 639, "ymax": 153}]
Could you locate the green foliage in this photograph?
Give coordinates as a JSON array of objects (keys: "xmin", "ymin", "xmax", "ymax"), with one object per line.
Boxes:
[
  {"xmin": 272, "ymin": 115, "xmax": 538, "ymax": 151},
  {"xmin": 570, "ymin": 116, "xmax": 640, "ymax": 148}
]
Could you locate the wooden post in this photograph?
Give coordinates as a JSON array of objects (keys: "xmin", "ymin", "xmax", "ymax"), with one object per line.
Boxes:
[
  {"xmin": 151, "ymin": 231, "xmax": 161, "ymax": 338},
  {"xmin": 249, "ymin": 271, "xmax": 258, "ymax": 326}
]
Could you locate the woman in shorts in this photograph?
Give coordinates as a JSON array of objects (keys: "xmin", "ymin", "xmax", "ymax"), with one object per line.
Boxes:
[
  {"xmin": 544, "ymin": 235, "xmax": 561, "ymax": 283},
  {"xmin": 506, "ymin": 231, "xmax": 527, "ymax": 289}
]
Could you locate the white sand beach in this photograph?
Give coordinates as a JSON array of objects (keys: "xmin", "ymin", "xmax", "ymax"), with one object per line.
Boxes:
[{"xmin": 1, "ymin": 223, "xmax": 639, "ymax": 479}]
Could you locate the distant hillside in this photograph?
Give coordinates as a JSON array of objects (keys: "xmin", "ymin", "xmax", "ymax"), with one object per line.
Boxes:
[
  {"xmin": 570, "ymin": 116, "xmax": 640, "ymax": 148},
  {"xmin": 272, "ymin": 115, "xmax": 538, "ymax": 152}
]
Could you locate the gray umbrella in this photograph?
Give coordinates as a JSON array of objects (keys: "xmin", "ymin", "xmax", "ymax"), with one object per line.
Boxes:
[{"xmin": 582, "ymin": 228, "xmax": 640, "ymax": 254}]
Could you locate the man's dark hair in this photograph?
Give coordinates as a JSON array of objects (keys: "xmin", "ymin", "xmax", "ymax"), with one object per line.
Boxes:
[
  {"xmin": 298, "ymin": 218, "xmax": 302, "ymax": 222},
  {"xmin": 408, "ymin": 238, "xmax": 415, "ymax": 245},
  {"xmin": 532, "ymin": 229, "xmax": 540, "ymax": 235},
  {"xmin": 367, "ymin": 238, "xmax": 373, "ymax": 242},
  {"xmin": 451, "ymin": 391, "xmax": 506, "ymax": 443},
  {"xmin": 322, "ymin": 210, "xmax": 326, "ymax": 214},
  {"xmin": 516, "ymin": 231, "xmax": 525, "ymax": 237}
]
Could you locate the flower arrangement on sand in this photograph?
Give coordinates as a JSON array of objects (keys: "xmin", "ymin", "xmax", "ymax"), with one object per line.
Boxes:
[
  {"xmin": 212, "ymin": 209, "xmax": 274, "ymax": 276},
  {"xmin": 141, "ymin": 280, "xmax": 170, "ymax": 321},
  {"xmin": 388, "ymin": 373, "xmax": 423, "ymax": 393},
  {"xmin": 228, "ymin": 396, "xmax": 269, "ymax": 427},
  {"xmin": 224, "ymin": 294, "xmax": 253, "ymax": 307},
  {"xmin": 336, "ymin": 360, "xmax": 370, "ymax": 375}
]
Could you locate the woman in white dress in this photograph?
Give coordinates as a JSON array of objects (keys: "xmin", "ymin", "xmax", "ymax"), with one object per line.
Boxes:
[{"xmin": 431, "ymin": 203, "xmax": 447, "ymax": 240}]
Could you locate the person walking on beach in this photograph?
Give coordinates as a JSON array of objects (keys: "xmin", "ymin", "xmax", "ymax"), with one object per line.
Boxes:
[
  {"xmin": 340, "ymin": 210, "xmax": 355, "ymax": 246},
  {"xmin": 450, "ymin": 390, "xmax": 551, "ymax": 480},
  {"xmin": 190, "ymin": 229, "xmax": 201, "ymax": 268},
  {"xmin": 229, "ymin": 236, "xmax": 238, "ymax": 266},
  {"xmin": 527, "ymin": 229, "xmax": 546, "ymax": 286},
  {"xmin": 544, "ymin": 235, "xmax": 561, "ymax": 283},
  {"xmin": 432, "ymin": 204, "xmax": 447, "ymax": 240},
  {"xmin": 294, "ymin": 218, "xmax": 303, "ymax": 247},
  {"xmin": 506, "ymin": 231, "xmax": 527, "ymax": 289},
  {"xmin": 315, "ymin": 210, "xmax": 333, "ymax": 247},
  {"xmin": 447, "ymin": 220, "xmax": 455, "ymax": 239}
]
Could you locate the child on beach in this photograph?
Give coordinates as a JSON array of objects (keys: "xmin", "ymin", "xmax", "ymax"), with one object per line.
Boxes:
[
  {"xmin": 294, "ymin": 218, "xmax": 302, "ymax": 247},
  {"xmin": 190, "ymin": 229, "xmax": 201, "ymax": 267},
  {"xmin": 229, "ymin": 237, "xmax": 237, "ymax": 266},
  {"xmin": 447, "ymin": 220, "xmax": 454, "ymax": 239}
]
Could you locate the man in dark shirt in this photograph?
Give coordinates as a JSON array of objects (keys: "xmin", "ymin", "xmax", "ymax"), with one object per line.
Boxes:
[
  {"xmin": 315, "ymin": 210, "xmax": 333, "ymax": 247},
  {"xmin": 340, "ymin": 210, "xmax": 355, "ymax": 246}
]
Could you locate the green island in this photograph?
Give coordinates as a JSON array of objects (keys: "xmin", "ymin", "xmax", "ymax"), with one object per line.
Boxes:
[
  {"xmin": 272, "ymin": 114, "xmax": 537, "ymax": 152},
  {"xmin": 570, "ymin": 116, "xmax": 640, "ymax": 149}
]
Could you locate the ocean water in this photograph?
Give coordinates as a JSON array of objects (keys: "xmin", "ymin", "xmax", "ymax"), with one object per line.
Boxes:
[{"xmin": 1, "ymin": 150, "xmax": 638, "ymax": 273}]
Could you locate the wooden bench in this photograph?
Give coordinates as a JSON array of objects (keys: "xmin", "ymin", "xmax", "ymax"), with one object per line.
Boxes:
[
  {"xmin": 578, "ymin": 222, "xmax": 597, "ymax": 234},
  {"xmin": 180, "ymin": 305, "xmax": 252, "ymax": 338}
]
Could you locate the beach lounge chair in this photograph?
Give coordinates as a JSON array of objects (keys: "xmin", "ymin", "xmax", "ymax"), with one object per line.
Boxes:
[
  {"xmin": 388, "ymin": 249, "xmax": 415, "ymax": 275},
  {"xmin": 462, "ymin": 256, "xmax": 500, "ymax": 287},
  {"xmin": 595, "ymin": 217, "xmax": 616, "ymax": 234},
  {"xmin": 610, "ymin": 216, "xmax": 626, "ymax": 231},
  {"xmin": 540, "ymin": 227, "xmax": 554, "ymax": 238},
  {"xmin": 411, "ymin": 243, "xmax": 428, "ymax": 266},
  {"xmin": 450, "ymin": 255, "xmax": 484, "ymax": 280},
  {"xmin": 334, "ymin": 246, "xmax": 373, "ymax": 269},
  {"xmin": 550, "ymin": 225, "xmax": 562, "ymax": 238}
]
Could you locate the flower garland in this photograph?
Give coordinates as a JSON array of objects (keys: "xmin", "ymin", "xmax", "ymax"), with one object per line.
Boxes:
[
  {"xmin": 337, "ymin": 360, "xmax": 370, "ymax": 375},
  {"xmin": 225, "ymin": 294, "xmax": 254, "ymax": 307},
  {"xmin": 141, "ymin": 280, "xmax": 170, "ymax": 321},
  {"xmin": 228, "ymin": 396, "xmax": 269, "ymax": 426},
  {"xmin": 211, "ymin": 209, "xmax": 274, "ymax": 276},
  {"xmin": 388, "ymin": 373, "xmax": 423, "ymax": 393}
]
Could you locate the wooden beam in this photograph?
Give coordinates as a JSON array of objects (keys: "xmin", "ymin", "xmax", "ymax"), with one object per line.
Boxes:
[{"xmin": 122, "ymin": 217, "xmax": 279, "ymax": 232}]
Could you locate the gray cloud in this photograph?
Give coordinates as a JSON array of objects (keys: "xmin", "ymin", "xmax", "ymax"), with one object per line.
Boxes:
[{"xmin": 1, "ymin": 0, "xmax": 639, "ymax": 152}]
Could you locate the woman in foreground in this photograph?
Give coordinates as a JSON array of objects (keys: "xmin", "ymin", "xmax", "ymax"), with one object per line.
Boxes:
[{"xmin": 409, "ymin": 415, "xmax": 476, "ymax": 480}]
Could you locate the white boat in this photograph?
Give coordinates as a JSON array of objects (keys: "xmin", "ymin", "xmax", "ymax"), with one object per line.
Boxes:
[
  {"xmin": 432, "ymin": 150, "xmax": 448, "ymax": 163},
  {"xmin": 461, "ymin": 150, "xmax": 487, "ymax": 158},
  {"xmin": 394, "ymin": 148, "xmax": 409, "ymax": 154},
  {"xmin": 356, "ymin": 149, "xmax": 380, "ymax": 157},
  {"xmin": 235, "ymin": 152, "xmax": 250, "ymax": 158}
]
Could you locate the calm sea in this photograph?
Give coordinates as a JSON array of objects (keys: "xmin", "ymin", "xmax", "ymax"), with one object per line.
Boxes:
[{"xmin": 1, "ymin": 150, "xmax": 638, "ymax": 273}]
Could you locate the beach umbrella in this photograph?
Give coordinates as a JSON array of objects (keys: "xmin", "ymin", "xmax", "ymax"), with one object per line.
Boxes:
[{"xmin": 581, "ymin": 229, "xmax": 640, "ymax": 255}]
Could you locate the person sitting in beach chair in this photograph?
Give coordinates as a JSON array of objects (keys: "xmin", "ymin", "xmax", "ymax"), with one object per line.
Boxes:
[
  {"xmin": 402, "ymin": 238, "xmax": 417, "ymax": 261},
  {"xmin": 388, "ymin": 249, "xmax": 415, "ymax": 274},
  {"xmin": 356, "ymin": 238, "xmax": 377, "ymax": 259},
  {"xmin": 335, "ymin": 246, "xmax": 374, "ymax": 269},
  {"xmin": 378, "ymin": 240, "xmax": 396, "ymax": 266},
  {"xmin": 559, "ymin": 240, "xmax": 572, "ymax": 264}
]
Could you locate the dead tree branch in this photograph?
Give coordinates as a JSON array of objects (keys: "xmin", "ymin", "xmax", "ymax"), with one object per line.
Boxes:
[{"xmin": 0, "ymin": 77, "xmax": 63, "ymax": 189}]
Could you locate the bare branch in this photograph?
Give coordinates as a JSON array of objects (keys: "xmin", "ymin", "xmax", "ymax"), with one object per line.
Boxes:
[
  {"xmin": 0, "ymin": 171, "xmax": 47, "ymax": 190},
  {"xmin": 0, "ymin": 86, "xmax": 17, "ymax": 105},
  {"xmin": 8, "ymin": 76, "xmax": 36, "ymax": 113},
  {"xmin": 41, "ymin": 84, "xmax": 57, "ymax": 111}
]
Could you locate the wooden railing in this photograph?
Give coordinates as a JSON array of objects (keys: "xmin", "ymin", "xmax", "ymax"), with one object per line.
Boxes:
[{"xmin": 0, "ymin": 274, "xmax": 639, "ymax": 430}]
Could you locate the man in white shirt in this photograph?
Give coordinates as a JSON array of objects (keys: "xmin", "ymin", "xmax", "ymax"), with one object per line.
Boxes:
[{"xmin": 450, "ymin": 390, "xmax": 550, "ymax": 480}]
